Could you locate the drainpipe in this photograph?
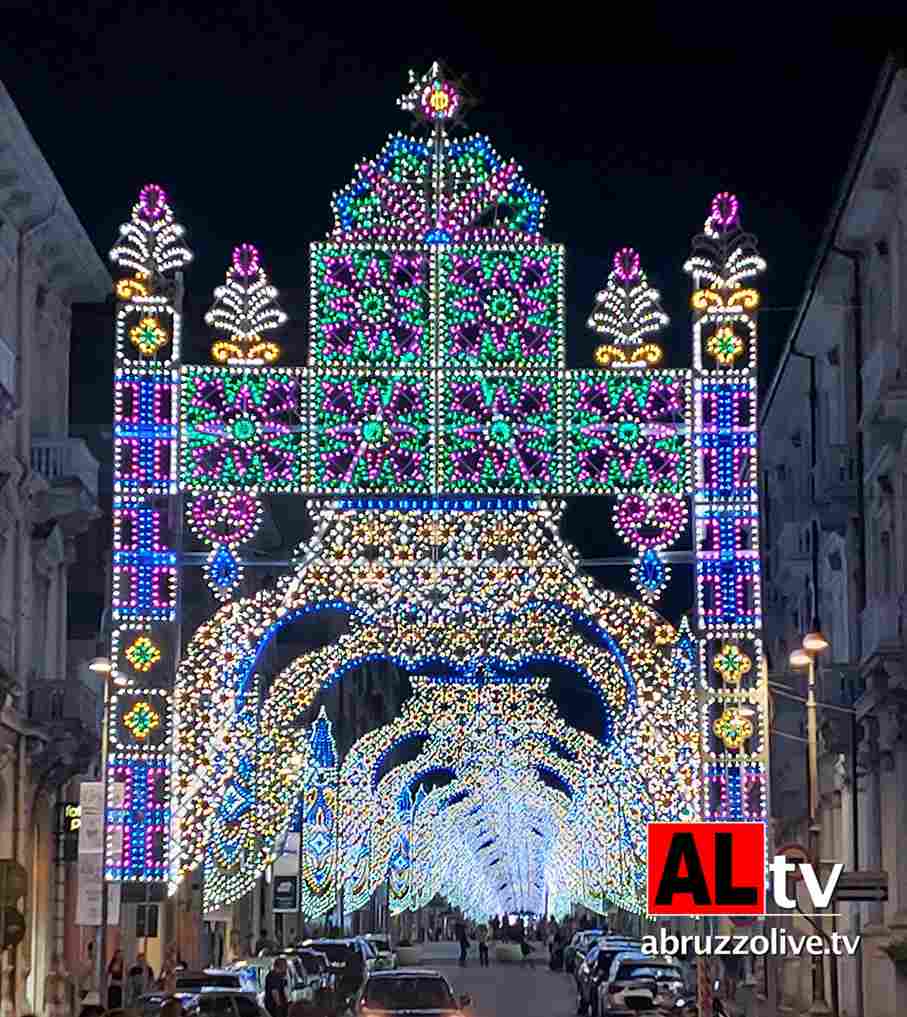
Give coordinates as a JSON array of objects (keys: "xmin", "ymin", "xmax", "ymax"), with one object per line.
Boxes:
[
  {"xmin": 832, "ymin": 247, "xmax": 866, "ymax": 622},
  {"xmin": 791, "ymin": 350, "xmax": 821, "ymax": 631}
]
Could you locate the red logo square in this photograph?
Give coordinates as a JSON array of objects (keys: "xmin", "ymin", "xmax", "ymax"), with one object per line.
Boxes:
[{"xmin": 647, "ymin": 822, "xmax": 765, "ymax": 915}]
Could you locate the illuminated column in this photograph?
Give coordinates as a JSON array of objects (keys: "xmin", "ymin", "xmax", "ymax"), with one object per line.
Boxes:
[
  {"xmin": 107, "ymin": 185, "xmax": 192, "ymax": 881},
  {"xmin": 300, "ymin": 708, "xmax": 339, "ymax": 919},
  {"xmin": 686, "ymin": 194, "xmax": 767, "ymax": 822}
]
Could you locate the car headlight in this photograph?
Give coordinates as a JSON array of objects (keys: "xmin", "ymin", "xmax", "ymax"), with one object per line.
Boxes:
[{"xmin": 675, "ymin": 1000, "xmax": 686, "ymax": 1008}]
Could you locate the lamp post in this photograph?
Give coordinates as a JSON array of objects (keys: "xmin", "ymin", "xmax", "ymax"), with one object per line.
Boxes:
[
  {"xmin": 789, "ymin": 631, "xmax": 832, "ymax": 1017},
  {"xmin": 89, "ymin": 656, "xmax": 126, "ymax": 1007}
]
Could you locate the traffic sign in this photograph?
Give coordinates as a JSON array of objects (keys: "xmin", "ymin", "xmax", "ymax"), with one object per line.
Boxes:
[
  {"xmin": 0, "ymin": 908, "xmax": 25, "ymax": 949},
  {"xmin": 834, "ymin": 871, "xmax": 888, "ymax": 903},
  {"xmin": 0, "ymin": 861, "xmax": 26, "ymax": 903}
]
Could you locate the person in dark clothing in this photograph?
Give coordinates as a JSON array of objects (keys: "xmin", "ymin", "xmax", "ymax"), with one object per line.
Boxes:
[
  {"xmin": 264, "ymin": 957, "xmax": 289, "ymax": 1017},
  {"xmin": 456, "ymin": 923, "xmax": 469, "ymax": 967}
]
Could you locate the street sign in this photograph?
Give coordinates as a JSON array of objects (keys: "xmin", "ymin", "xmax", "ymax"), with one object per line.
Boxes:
[
  {"xmin": 834, "ymin": 871, "xmax": 888, "ymax": 903},
  {"xmin": 273, "ymin": 875, "xmax": 298, "ymax": 913},
  {"xmin": 0, "ymin": 861, "xmax": 27, "ymax": 903},
  {"xmin": 0, "ymin": 908, "xmax": 25, "ymax": 949}
]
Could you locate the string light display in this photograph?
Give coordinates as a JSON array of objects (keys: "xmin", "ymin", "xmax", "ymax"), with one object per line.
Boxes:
[
  {"xmin": 124, "ymin": 636, "xmax": 161, "ymax": 672},
  {"xmin": 312, "ymin": 374, "xmax": 434, "ymax": 494},
  {"xmin": 439, "ymin": 375, "xmax": 561, "ymax": 493},
  {"xmin": 187, "ymin": 491, "xmax": 263, "ymax": 548},
  {"xmin": 180, "ymin": 367, "xmax": 304, "ymax": 490},
  {"xmin": 207, "ymin": 244, "xmax": 287, "ymax": 365},
  {"xmin": 103, "ymin": 75, "xmax": 771, "ymax": 910},
  {"xmin": 566, "ymin": 372, "xmax": 690, "ymax": 494},
  {"xmin": 589, "ymin": 247, "xmax": 669, "ymax": 368},
  {"xmin": 440, "ymin": 250, "xmax": 564, "ymax": 367},
  {"xmin": 686, "ymin": 194, "xmax": 766, "ymax": 821},
  {"xmin": 171, "ymin": 501, "xmax": 700, "ymax": 910},
  {"xmin": 108, "ymin": 184, "xmax": 191, "ymax": 881}
]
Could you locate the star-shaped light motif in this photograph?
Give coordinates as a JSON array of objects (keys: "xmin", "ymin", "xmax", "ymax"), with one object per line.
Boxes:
[
  {"xmin": 123, "ymin": 700, "xmax": 161, "ymax": 741},
  {"xmin": 714, "ymin": 643, "xmax": 752, "ymax": 685}
]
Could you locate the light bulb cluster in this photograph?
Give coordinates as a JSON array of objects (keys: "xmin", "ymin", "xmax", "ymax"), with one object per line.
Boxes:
[
  {"xmin": 207, "ymin": 244, "xmax": 287, "ymax": 365},
  {"xmin": 687, "ymin": 195, "xmax": 766, "ymax": 821},
  {"xmin": 330, "ymin": 131, "xmax": 546, "ymax": 244},
  {"xmin": 567, "ymin": 371, "xmax": 690, "ymax": 495},
  {"xmin": 172, "ymin": 501, "xmax": 701, "ymax": 912},
  {"xmin": 589, "ymin": 247, "xmax": 669, "ymax": 369},
  {"xmin": 109, "ymin": 185, "xmax": 188, "ymax": 883},
  {"xmin": 180, "ymin": 366, "xmax": 304, "ymax": 490}
]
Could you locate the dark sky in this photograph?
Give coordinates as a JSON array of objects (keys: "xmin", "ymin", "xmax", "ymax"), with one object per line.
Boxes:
[{"xmin": 1, "ymin": 6, "xmax": 898, "ymax": 631}]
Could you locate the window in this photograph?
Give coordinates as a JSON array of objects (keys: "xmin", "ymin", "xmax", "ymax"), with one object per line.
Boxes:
[{"xmin": 35, "ymin": 286, "xmax": 47, "ymax": 310}]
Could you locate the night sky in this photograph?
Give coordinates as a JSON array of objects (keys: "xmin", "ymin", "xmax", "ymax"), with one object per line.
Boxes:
[{"xmin": 0, "ymin": 8, "xmax": 899, "ymax": 637}]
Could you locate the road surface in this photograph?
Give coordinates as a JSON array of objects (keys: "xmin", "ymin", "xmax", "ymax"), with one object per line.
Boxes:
[{"xmin": 415, "ymin": 940, "xmax": 577, "ymax": 1017}]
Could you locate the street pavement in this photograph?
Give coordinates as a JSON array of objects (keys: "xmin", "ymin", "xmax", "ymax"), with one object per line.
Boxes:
[{"xmin": 415, "ymin": 940, "xmax": 577, "ymax": 1017}]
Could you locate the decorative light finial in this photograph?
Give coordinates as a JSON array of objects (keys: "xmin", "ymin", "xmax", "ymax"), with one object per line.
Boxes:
[
  {"xmin": 206, "ymin": 243, "xmax": 287, "ymax": 365},
  {"xmin": 110, "ymin": 183, "xmax": 192, "ymax": 288},
  {"xmin": 397, "ymin": 61, "xmax": 471, "ymax": 127},
  {"xmin": 589, "ymin": 247, "xmax": 668, "ymax": 369}
]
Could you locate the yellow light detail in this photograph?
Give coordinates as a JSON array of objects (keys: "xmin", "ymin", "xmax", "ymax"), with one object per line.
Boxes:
[{"xmin": 593, "ymin": 343, "xmax": 663, "ymax": 368}]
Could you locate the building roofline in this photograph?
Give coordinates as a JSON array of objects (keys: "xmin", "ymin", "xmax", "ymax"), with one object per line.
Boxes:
[
  {"xmin": 0, "ymin": 81, "xmax": 111, "ymax": 302},
  {"xmin": 761, "ymin": 52, "xmax": 904, "ymax": 423}
]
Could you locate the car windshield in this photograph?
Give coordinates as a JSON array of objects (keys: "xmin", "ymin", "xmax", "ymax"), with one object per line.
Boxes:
[
  {"xmin": 306, "ymin": 944, "xmax": 354, "ymax": 965},
  {"xmin": 364, "ymin": 977, "xmax": 455, "ymax": 1009},
  {"xmin": 176, "ymin": 976, "xmax": 242, "ymax": 990},
  {"xmin": 368, "ymin": 939, "xmax": 390, "ymax": 952}
]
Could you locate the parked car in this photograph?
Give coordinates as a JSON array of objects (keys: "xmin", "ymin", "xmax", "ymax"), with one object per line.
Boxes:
[
  {"xmin": 302, "ymin": 939, "xmax": 369, "ymax": 1008},
  {"xmin": 140, "ymin": 990, "xmax": 268, "ymax": 1017},
  {"xmin": 575, "ymin": 937, "xmax": 641, "ymax": 1016},
  {"xmin": 172, "ymin": 971, "xmax": 258, "ymax": 998},
  {"xmin": 229, "ymin": 957, "xmax": 315, "ymax": 1008},
  {"xmin": 284, "ymin": 947, "xmax": 334, "ymax": 998},
  {"xmin": 354, "ymin": 969, "xmax": 471, "ymax": 1015},
  {"xmin": 361, "ymin": 934, "xmax": 397, "ymax": 971},
  {"xmin": 565, "ymin": 930, "xmax": 607, "ymax": 974},
  {"xmin": 354, "ymin": 936, "xmax": 379, "ymax": 972},
  {"xmin": 597, "ymin": 952, "xmax": 688, "ymax": 1016}
]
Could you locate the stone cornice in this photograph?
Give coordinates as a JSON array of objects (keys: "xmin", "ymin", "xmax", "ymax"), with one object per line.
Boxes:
[{"xmin": 0, "ymin": 82, "xmax": 110, "ymax": 302}]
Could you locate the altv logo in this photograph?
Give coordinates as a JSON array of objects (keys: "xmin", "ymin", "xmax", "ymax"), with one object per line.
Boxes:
[{"xmin": 647, "ymin": 823, "xmax": 843, "ymax": 916}]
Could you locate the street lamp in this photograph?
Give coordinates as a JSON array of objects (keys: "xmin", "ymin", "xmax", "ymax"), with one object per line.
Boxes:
[
  {"xmin": 789, "ymin": 633, "xmax": 832, "ymax": 1016},
  {"xmin": 91, "ymin": 658, "xmax": 126, "ymax": 1006}
]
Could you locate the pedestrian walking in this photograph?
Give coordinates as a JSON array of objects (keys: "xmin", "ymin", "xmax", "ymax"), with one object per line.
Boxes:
[
  {"xmin": 476, "ymin": 924, "xmax": 489, "ymax": 967},
  {"xmin": 519, "ymin": 936, "xmax": 535, "ymax": 970},
  {"xmin": 106, "ymin": 950, "xmax": 124, "ymax": 1010},
  {"xmin": 264, "ymin": 957, "xmax": 289, "ymax": 1017},
  {"xmin": 456, "ymin": 922, "xmax": 469, "ymax": 967}
]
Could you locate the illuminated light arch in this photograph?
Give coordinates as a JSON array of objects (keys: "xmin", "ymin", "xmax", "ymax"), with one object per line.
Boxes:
[{"xmin": 106, "ymin": 64, "xmax": 767, "ymax": 921}]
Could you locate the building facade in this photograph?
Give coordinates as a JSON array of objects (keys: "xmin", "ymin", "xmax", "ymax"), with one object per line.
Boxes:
[
  {"xmin": 0, "ymin": 81, "xmax": 108, "ymax": 1015},
  {"xmin": 762, "ymin": 57, "xmax": 907, "ymax": 1017}
]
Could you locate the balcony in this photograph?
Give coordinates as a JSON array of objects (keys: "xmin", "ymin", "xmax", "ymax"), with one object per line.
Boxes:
[
  {"xmin": 26, "ymin": 678, "xmax": 100, "ymax": 784},
  {"xmin": 30, "ymin": 437, "xmax": 100, "ymax": 535},
  {"xmin": 860, "ymin": 595, "xmax": 903, "ymax": 665},
  {"xmin": 31, "ymin": 437, "xmax": 98, "ymax": 500}
]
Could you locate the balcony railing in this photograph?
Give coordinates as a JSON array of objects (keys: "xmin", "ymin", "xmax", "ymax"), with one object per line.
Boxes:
[
  {"xmin": 27, "ymin": 678, "xmax": 99, "ymax": 731},
  {"xmin": 31, "ymin": 437, "xmax": 99, "ymax": 500},
  {"xmin": 860, "ymin": 595, "xmax": 903, "ymax": 663}
]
